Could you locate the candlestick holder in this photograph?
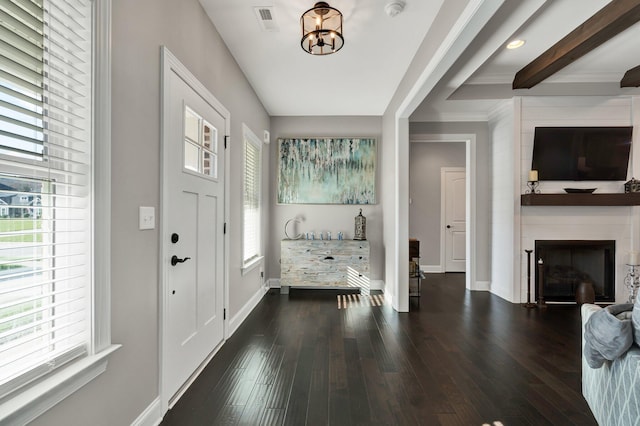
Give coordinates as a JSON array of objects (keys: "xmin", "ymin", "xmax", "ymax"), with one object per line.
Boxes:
[
  {"xmin": 624, "ymin": 264, "xmax": 640, "ymax": 303},
  {"xmin": 523, "ymin": 249, "xmax": 536, "ymax": 308},
  {"xmin": 526, "ymin": 181, "xmax": 540, "ymax": 194}
]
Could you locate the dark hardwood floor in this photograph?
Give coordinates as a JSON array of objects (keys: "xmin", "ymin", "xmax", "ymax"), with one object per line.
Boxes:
[{"xmin": 160, "ymin": 273, "xmax": 597, "ymax": 425}]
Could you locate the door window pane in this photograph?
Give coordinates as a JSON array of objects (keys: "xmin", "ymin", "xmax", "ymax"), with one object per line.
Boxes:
[
  {"xmin": 183, "ymin": 107, "xmax": 218, "ymax": 178},
  {"xmin": 184, "ymin": 108, "xmax": 200, "ymax": 143},
  {"xmin": 203, "ymin": 152, "xmax": 218, "ymax": 178},
  {"xmin": 184, "ymin": 140, "xmax": 200, "ymax": 172},
  {"xmin": 203, "ymin": 121, "xmax": 216, "ymax": 152}
]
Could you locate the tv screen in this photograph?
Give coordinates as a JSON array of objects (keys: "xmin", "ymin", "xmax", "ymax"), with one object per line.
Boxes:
[{"xmin": 531, "ymin": 127, "xmax": 632, "ymax": 181}]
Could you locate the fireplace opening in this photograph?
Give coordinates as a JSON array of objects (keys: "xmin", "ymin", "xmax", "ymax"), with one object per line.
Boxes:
[{"xmin": 535, "ymin": 240, "xmax": 615, "ymax": 303}]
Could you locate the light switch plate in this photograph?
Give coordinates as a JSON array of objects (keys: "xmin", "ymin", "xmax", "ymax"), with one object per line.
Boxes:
[{"xmin": 139, "ymin": 206, "xmax": 155, "ymax": 230}]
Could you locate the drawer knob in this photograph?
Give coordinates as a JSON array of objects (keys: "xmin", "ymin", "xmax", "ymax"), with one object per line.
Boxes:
[{"xmin": 324, "ymin": 256, "xmax": 335, "ymax": 260}]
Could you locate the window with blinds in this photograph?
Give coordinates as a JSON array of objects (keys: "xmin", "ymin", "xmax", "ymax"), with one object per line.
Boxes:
[
  {"xmin": 0, "ymin": 0, "xmax": 93, "ymax": 398},
  {"xmin": 242, "ymin": 125, "xmax": 262, "ymax": 266}
]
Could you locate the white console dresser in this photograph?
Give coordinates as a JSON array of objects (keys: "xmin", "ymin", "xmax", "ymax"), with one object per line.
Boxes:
[{"xmin": 280, "ymin": 239, "xmax": 370, "ymax": 291}]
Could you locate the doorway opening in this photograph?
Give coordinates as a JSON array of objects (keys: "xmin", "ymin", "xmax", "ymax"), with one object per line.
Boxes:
[{"xmin": 408, "ymin": 133, "xmax": 476, "ymax": 291}]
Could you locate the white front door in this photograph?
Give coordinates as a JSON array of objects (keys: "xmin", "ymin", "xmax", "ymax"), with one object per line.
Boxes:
[
  {"xmin": 443, "ymin": 168, "xmax": 466, "ymax": 272},
  {"xmin": 161, "ymin": 50, "xmax": 227, "ymax": 408}
]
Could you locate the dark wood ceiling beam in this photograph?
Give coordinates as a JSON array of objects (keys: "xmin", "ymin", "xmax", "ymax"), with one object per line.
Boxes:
[
  {"xmin": 513, "ymin": 0, "xmax": 640, "ymax": 90},
  {"xmin": 621, "ymin": 64, "xmax": 640, "ymax": 87}
]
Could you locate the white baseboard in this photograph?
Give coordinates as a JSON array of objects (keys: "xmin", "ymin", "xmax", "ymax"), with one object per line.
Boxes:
[
  {"xmin": 422, "ymin": 265, "xmax": 444, "ymax": 273},
  {"xmin": 370, "ymin": 279, "xmax": 384, "ymax": 291},
  {"xmin": 474, "ymin": 281, "xmax": 491, "ymax": 291},
  {"xmin": 383, "ymin": 284, "xmax": 394, "ymax": 305},
  {"xmin": 228, "ymin": 285, "xmax": 268, "ymax": 337},
  {"xmin": 131, "ymin": 397, "xmax": 162, "ymax": 426}
]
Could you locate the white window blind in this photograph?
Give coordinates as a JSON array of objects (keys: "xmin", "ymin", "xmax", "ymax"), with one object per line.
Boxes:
[
  {"xmin": 242, "ymin": 126, "xmax": 261, "ymax": 265},
  {"xmin": 0, "ymin": 0, "xmax": 93, "ymax": 399}
]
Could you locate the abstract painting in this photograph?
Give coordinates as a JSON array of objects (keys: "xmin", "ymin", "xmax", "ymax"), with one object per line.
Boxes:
[{"xmin": 278, "ymin": 138, "xmax": 376, "ymax": 204}]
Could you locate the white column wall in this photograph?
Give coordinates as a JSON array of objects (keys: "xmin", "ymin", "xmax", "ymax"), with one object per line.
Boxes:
[{"xmin": 489, "ymin": 100, "xmax": 517, "ymax": 302}]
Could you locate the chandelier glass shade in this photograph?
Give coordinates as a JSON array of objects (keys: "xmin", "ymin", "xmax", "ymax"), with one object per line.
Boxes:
[{"xmin": 300, "ymin": 2, "xmax": 344, "ymax": 55}]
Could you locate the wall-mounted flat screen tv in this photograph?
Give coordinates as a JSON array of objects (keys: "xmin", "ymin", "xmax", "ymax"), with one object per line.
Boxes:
[{"xmin": 531, "ymin": 126, "xmax": 633, "ymax": 181}]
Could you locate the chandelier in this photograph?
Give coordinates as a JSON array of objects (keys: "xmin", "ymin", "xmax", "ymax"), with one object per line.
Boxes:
[{"xmin": 300, "ymin": 2, "xmax": 344, "ymax": 55}]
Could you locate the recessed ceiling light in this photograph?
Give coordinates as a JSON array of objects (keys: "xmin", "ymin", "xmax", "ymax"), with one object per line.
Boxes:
[{"xmin": 506, "ymin": 39, "xmax": 526, "ymax": 49}]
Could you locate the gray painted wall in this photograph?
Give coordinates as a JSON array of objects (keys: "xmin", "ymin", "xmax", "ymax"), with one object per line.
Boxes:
[
  {"xmin": 268, "ymin": 116, "xmax": 384, "ymax": 284},
  {"xmin": 409, "ymin": 122, "xmax": 492, "ymax": 283},
  {"xmin": 408, "ymin": 142, "xmax": 465, "ymax": 267},
  {"xmin": 31, "ymin": 0, "xmax": 270, "ymax": 424}
]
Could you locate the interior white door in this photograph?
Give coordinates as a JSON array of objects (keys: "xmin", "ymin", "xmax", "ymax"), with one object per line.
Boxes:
[
  {"xmin": 444, "ymin": 168, "xmax": 466, "ymax": 272},
  {"xmin": 163, "ymin": 62, "xmax": 226, "ymax": 405}
]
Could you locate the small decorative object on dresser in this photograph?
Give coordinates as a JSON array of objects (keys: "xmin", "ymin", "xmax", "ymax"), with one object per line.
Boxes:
[
  {"xmin": 625, "ymin": 177, "xmax": 640, "ymax": 193},
  {"xmin": 284, "ymin": 216, "xmax": 304, "ymax": 240},
  {"xmin": 354, "ymin": 208, "xmax": 367, "ymax": 240}
]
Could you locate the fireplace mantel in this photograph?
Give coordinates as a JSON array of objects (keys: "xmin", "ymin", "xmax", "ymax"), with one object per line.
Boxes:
[{"xmin": 521, "ymin": 193, "xmax": 640, "ymax": 206}]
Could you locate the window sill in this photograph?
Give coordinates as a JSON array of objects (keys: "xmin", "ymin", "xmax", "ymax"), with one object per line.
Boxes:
[
  {"xmin": 242, "ymin": 256, "xmax": 264, "ymax": 276},
  {"xmin": 0, "ymin": 344, "xmax": 121, "ymax": 425}
]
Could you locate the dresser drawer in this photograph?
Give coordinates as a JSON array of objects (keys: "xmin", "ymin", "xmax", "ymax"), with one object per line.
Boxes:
[{"xmin": 281, "ymin": 240, "xmax": 370, "ymax": 288}]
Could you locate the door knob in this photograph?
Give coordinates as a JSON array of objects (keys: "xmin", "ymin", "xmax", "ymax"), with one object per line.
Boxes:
[
  {"xmin": 446, "ymin": 225, "xmax": 451, "ymax": 229},
  {"xmin": 171, "ymin": 255, "xmax": 191, "ymax": 266}
]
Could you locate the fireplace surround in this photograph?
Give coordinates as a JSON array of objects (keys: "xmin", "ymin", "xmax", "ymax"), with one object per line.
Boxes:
[{"xmin": 535, "ymin": 240, "xmax": 615, "ymax": 303}]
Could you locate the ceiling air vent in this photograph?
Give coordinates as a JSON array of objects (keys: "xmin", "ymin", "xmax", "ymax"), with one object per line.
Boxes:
[{"xmin": 254, "ymin": 6, "xmax": 279, "ymax": 32}]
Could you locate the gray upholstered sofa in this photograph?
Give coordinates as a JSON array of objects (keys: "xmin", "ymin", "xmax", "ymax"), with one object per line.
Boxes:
[{"xmin": 581, "ymin": 303, "xmax": 640, "ymax": 425}]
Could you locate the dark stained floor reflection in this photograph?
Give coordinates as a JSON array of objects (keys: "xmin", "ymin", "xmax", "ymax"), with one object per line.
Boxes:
[{"xmin": 160, "ymin": 273, "xmax": 597, "ymax": 425}]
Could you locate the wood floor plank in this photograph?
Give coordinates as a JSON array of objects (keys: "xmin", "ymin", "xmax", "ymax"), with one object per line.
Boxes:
[
  {"xmin": 256, "ymin": 344, "xmax": 285, "ymax": 385},
  {"xmin": 360, "ymin": 357, "xmax": 396, "ymax": 424},
  {"xmin": 283, "ymin": 344, "xmax": 315, "ymax": 425},
  {"xmin": 212, "ymin": 405, "xmax": 244, "ymax": 425},
  {"xmin": 343, "ymin": 337, "xmax": 372, "ymax": 425},
  {"xmin": 263, "ymin": 362, "xmax": 295, "ymax": 410},
  {"xmin": 259, "ymin": 408, "xmax": 285, "ymax": 426},
  {"xmin": 328, "ymin": 306, "xmax": 352, "ymax": 425},
  {"xmin": 306, "ymin": 333, "xmax": 330, "ymax": 425},
  {"xmin": 383, "ymin": 371, "xmax": 435, "ymax": 425}
]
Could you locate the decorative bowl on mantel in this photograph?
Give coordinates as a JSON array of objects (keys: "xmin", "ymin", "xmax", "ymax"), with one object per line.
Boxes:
[{"xmin": 563, "ymin": 188, "xmax": 597, "ymax": 194}]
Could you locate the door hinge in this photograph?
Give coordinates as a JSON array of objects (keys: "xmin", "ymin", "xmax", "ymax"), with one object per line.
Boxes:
[
  {"xmin": 224, "ymin": 135, "xmax": 229, "ymax": 149},
  {"xmin": 224, "ymin": 222, "xmax": 227, "ymax": 234},
  {"xmin": 224, "ymin": 309, "xmax": 226, "ymax": 320}
]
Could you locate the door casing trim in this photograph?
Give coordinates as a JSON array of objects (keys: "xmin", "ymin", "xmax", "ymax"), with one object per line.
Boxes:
[
  {"xmin": 410, "ymin": 133, "xmax": 476, "ymax": 291},
  {"xmin": 159, "ymin": 46, "xmax": 230, "ymax": 415}
]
